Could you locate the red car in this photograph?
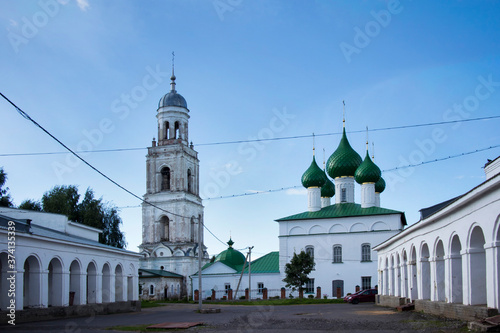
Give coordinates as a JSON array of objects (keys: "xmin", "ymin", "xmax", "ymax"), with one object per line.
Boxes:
[{"xmin": 346, "ymin": 289, "xmax": 378, "ymax": 304}]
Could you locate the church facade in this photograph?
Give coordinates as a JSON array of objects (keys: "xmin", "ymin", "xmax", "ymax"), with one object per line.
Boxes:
[
  {"xmin": 138, "ymin": 71, "xmax": 209, "ymax": 299},
  {"xmin": 276, "ymin": 122, "xmax": 406, "ymax": 298}
]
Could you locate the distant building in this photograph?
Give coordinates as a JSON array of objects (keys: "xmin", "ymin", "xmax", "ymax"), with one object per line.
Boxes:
[
  {"xmin": 138, "ymin": 268, "xmax": 183, "ymax": 300},
  {"xmin": 0, "ymin": 208, "xmax": 140, "ymax": 312},
  {"xmin": 191, "ymin": 239, "xmax": 280, "ymax": 299},
  {"xmin": 374, "ymin": 156, "xmax": 500, "ymax": 319},
  {"xmin": 138, "ymin": 70, "xmax": 209, "ymax": 299},
  {"xmin": 276, "ymin": 122, "xmax": 406, "ymax": 298}
]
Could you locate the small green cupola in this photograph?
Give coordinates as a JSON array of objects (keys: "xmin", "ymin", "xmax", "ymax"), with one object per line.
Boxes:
[
  {"xmin": 327, "ymin": 128, "xmax": 362, "ymax": 179},
  {"xmin": 301, "ymin": 156, "xmax": 327, "ymax": 188},
  {"xmin": 355, "ymin": 150, "xmax": 381, "ymax": 184},
  {"xmin": 214, "ymin": 238, "xmax": 246, "ymax": 268},
  {"xmin": 375, "ymin": 176, "xmax": 386, "ymax": 193},
  {"xmin": 321, "ymin": 170, "xmax": 335, "ymax": 198}
]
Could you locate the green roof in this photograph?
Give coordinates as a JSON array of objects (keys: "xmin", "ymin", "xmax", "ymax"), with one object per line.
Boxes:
[
  {"xmin": 301, "ymin": 156, "xmax": 326, "ymax": 188},
  {"xmin": 375, "ymin": 176, "xmax": 386, "ymax": 193},
  {"xmin": 321, "ymin": 170, "xmax": 335, "ymax": 198},
  {"xmin": 327, "ymin": 128, "xmax": 362, "ymax": 178},
  {"xmin": 139, "ymin": 268, "xmax": 183, "ymax": 278},
  {"xmin": 276, "ymin": 202, "xmax": 406, "ymax": 225},
  {"xmin": 243, "ymin": 251, "xmax": 279, "ymax": 274},
  {"xmin": 355, "ymin": 151, "xmax": 381, "ymax": 184}
]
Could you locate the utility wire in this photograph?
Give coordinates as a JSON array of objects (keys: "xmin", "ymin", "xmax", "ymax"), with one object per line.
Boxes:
[
  {"xmin": 0, "ymin": 92, "xmax": 227, "ymax": 247},
  {"xmin": 1, "ymin": 115, "xmax": 499, "ymax": 157},
  {"xmin": 204, "ymin": 144, "xmax": 500, "ymax": 200}
]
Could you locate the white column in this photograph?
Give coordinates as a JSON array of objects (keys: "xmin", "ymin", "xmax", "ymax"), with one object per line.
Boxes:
[
  {"xmin": 485, "ymin": 243, "xmax": 498, "ymax": 309},
  {"xmin": 307, "ymin": 187, "xmax": 321, "ymax": 212},
  {"xmin": 400, "ymin": 263, "xmax": 407, "ymax": 298},
  {"xmin": 394, "ymin": 265, "xmax": 400, "ymax": 297},
  {"xmin": 40, "ymin": 270, "xmax": 49, "ymax": 308},
  {"xmin": 460, "ymin": 249, "xmax": 470, "ymax": 305},
  {"xmin": 62, "ymin": 271, "xmax": 70, "ymax": 306},
  {"xmin": 444, "ymin": 255, "xmax": 452, "ymax": 303},
  {"xmin": 382, "ymin": 268, "xmax": 388, "ymax": 295},
  {"xmin": 15, "ymin": 270, "xmax": 24, "ymax": 310},
  {"xmin": 429, "ymin": 256, "xmax": 437, "ymax": 301},
  {"xmin": 109, "ymin": 272, "xmax": 116, "ymax": 302},
  {"xmin": 96, "ymin": 272, "xmax": 103, "ymax": 304},
  {"xmin": 320, "ymin": 197, "xmax": 331, "ymax": 208},
  {"xmin": 361, "ymin": 183, "xmax": 376, "ymax": 208},
  {"xmin": 334, "ymin": 177, "xmax": 355, "ymax": 204},
  {"xmin": 78, "ymin": 272, "xmax": 87, "ymax": 305}
]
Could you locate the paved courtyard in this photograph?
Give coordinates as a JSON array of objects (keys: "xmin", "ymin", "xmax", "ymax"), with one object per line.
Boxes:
[{"xmin": 2, "ymin": 303, "xmax": 467, "ymax": 332}]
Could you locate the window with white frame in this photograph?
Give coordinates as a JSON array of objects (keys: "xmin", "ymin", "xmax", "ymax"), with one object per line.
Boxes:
[
  {"xmin": 305, "ymin": 246, "xmax": 314, "ymax": 259},
  {"xmin": 225, "ymin": 283, "xmax": 231, "ymax": 295},
  {"xmin": 305, "ymin": 279, "xmax": 314, "ymax": 294},
  {"xmin": 333, "ymin": 245, "xmax": 342, "ymax": 263},
  {"xmin": 258, "ymin": 282, "xmax": 264, "ymax": 294},
  {"xmin": 362, "ymin": 276, "xmax": 371, "ymax": 290},
  {"xmin": 361, "ymin": 243, "xmax": 371, "ymax": 262}
]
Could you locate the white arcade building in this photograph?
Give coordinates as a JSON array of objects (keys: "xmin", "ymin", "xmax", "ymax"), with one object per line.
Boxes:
[
  {"xmin": 374, "ymin": 156, "xmax": 500, "ymax": 319},
  {"xmin": 0, "ymin": 208, "xmax": 140, "ymax": 313},
  {"xmin": 276, "ymin": 121, "xmax": 406, "ymax": 298},
  {"xmin": 138, "ymin": 70, "xmax": 209, "ymax": 298}
]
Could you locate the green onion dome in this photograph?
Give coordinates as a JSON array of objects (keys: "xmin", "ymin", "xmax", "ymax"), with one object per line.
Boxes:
[
  {"xmin": 375, "ymin": 176, "xmax": 386, "ymax": 193},
  {"xmin": 214, "ymin": 238, "xmax": 245, "ymax": 267},
  {"xmin": 327, "ymin": 128, "xmax": 362, "ymax": 178},
  {"xmin": 301, "ymin": 156, "xmax": 327, "ymax": 188},
  {"xmin": 355, "ymin": 151, "xmax": 381, "ymax": 184},
  {"xmin": 321, "ymin": 170, "xmax": 335, "ymax": 197}
]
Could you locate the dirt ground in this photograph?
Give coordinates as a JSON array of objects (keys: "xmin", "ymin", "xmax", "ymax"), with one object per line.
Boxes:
[{"xmin": 2, "ymin": 302, "xmax": 467, "ymax": 332}]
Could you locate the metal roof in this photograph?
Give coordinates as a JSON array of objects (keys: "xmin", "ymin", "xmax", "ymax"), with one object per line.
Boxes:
[
  {"xmin": 139, "ymin": 268, "xmax": 183, "ymax": 278},
  {"xmin": 276, "ymin": 203, "xmax": 406, "ymax": 225}
]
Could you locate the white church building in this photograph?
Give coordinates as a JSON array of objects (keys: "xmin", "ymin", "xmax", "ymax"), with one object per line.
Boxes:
[
  {"xmin": 374, "ymin": 156, "xmax": 500, "ymax": 320},
  {"xmin": 0, "ymin": 208, "xmax": 140, "ymax": 320},
  {"xmin": 276, "ymin": 123, "xmax": 406, "ymax": 298},
  {"xmin": 138, "ymin": 70, "xmax": 209, "ymax": 299}
]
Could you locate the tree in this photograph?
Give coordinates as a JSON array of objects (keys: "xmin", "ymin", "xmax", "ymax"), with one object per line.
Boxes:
[
  {"xmin": 0, "ymin": 167, "xmax": 14, "ymax": 207},
  {"xmin": 39, "ymin": 185, "xmax": 126, "ymax": 248},
  {"xmin": 18, "ymin": 199, "xmax": 42, "ymax": 211},
  {"xmin": 283, "ymin": 250, "xmax": 315, "ymax": 293},
  {"xmin": 41, "ymin": 185, "xmax": 80, "ymax": 222}
]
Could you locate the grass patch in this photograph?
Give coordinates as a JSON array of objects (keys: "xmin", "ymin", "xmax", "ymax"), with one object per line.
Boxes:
[{"xmin": 141, "ymin": 300, "xmax": 169, "ymax": 308}]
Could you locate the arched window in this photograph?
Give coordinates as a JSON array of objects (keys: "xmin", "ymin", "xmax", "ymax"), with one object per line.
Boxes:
[
  {"xmin": 160, "ymin": 216, "xmax": 169, "ymax": 241},
  {"xmin": 161, "ymin": 167, "xmax": 170, "ymax": 191},
  {"xmin": 305, "ymin": 246, "xmax": 314, "ymax": 259},
  {"xmin": 333, "ymin": 245, "xmax": 342, "ymax": 263},
  {"xmin": 164, "ymin": 121, "xmax": 170, "ymax": 139},
  {"xmin": 149, "ymin": 284, "xmax": 155, "ymax": 295},
  {"xmin": 341, "ymin": 188, "xmax": 347, "ymax": 203},
  {"xmin": 361, "ymin": 243, "xmax": 371, "ymax": 262},
  {"xmin": 187, "ymin": 169, "xmax": 192, "ymax": 193},
  {"xmin": 174, "ymin": 121, "xmax": 180, "ymax": 139}
]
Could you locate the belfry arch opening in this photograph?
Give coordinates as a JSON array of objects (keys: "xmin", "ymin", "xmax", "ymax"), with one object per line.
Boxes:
[
  {"xmin": 164, "ymin": 121, "xmax": 170, "ymax": 139},
  {"xmin": 161, "ymin": 167, "xmax": 170, "ymax": 191},
  {"xmin": 174, "ymin": 121, "xmax": 180, "ymax": 139},
  {"xmin": 160, "ymin": 216, "xmax": 170, "ymax": 241}
]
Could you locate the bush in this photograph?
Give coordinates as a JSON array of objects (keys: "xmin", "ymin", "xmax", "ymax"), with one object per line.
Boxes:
[
  {"xmin": 270, "ymin": 296, "xmax": 280, "ymax": 300},
  {"xmin": 239, "ymin": 296, "xmax": 246, "ymax": 300},
  {"xmin": 308, "ymin": 295, "xmax": 314, "ymax": 299},
  {"xmin": 206, "ymin": 297, "xmax": 211, "ymax": 300}
]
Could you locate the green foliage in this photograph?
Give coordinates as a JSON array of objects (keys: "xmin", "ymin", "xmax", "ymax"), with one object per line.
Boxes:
[
  {"xmin": 0, "ymin": 167, "xmax": 14, "ymax": 207},
  {"xmin": 41, "ymin": 185, "xmax": 80, "ymax": 221},
  {"xmin": 283, "ymin": 250, "xmax": 315, "ymax": 292},
  {"xmin": 39, "ymin": 185, "xmax": 126, "ymax": 248},
  {"xmin": 18, "ymin": 199, "xmax": 42, "ymax": 211}
]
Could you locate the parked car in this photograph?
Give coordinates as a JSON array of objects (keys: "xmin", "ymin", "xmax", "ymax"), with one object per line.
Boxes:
[
  {"xmin": 346, "ymin": 289, "xmax": 378, "ymax": 304},
  {"xmin": 343, "ymin": 290, "xmax": 361, "ymax": 302}
]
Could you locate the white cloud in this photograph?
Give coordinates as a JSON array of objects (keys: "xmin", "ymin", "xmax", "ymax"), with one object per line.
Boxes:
[
  {"xmin": 76, "ymin": 0, "xmax": 90, "ymax": 11},
  {"xmin": 285, "ymin": 188, "xmax": 307, "ymax": 196},
  {"xmin": 9, "ymin": 19, "xmax": 18, "ymax": 27}
]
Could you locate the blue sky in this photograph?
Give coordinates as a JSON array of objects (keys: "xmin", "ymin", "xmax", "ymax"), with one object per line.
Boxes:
[{"xmin": 1, "ymin": 0, "xmax": 499, "ymax": 258}]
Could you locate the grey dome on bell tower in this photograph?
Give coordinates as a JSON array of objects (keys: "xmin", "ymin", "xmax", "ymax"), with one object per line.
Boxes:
[{"xmin": 158, "ymin": 72, "xmax": 188, "ymax": 109}]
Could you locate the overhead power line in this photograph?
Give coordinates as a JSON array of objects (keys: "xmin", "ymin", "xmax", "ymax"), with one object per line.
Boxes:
[
  {"xmin": 1, "ymin": 115, "xmax": 499, "ymax": 157},
  {"xmin": 0, "ymin": 92, "xmax": 227, "ymax": 247}
]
